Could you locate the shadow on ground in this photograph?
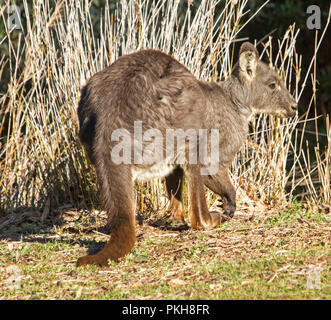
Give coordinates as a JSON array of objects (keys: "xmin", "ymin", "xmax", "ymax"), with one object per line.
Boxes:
[{"xmin": 0, "ymin": 205, "xmax": 193, "ymax": 255}]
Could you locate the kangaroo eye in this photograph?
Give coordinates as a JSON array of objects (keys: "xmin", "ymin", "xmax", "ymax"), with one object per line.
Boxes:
[{"xmin": 269, "ymin": 82, "xmax": 276, "ymax": 90}]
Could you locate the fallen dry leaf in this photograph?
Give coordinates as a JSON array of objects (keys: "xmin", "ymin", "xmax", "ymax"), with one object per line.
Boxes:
[
  {"xmin": 168, "ymin": 278, "xmax": 186, "ymax": 287},
  {"xmin": 241, "ymin": 279, "xmax": 254, "ymax": 286},
  {"xmin": 129, "ymin": 281, "xmax": 143, "ymax": 288},
  {"xmin": 76, "ymin": 287, "xmax": 83, "ymax": 299}
]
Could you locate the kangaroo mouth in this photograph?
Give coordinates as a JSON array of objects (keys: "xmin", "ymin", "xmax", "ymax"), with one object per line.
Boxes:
[
  {"xmin": 276, "ymin": 106, "xmax": 297, "ymax": 118},
  {"xmin": 288, "ymin": 110, "xmax": 297, "ymax": 117},
  {"xmin": 287, "ymin": 106, "xmax": 298, "ymax": 118}
]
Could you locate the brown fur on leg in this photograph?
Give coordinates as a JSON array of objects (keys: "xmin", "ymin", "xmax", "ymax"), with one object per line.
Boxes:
[
  {"xmin": 168, "ymin": 196, "xmax": 185, "ymax": 221},
  {"xmin": 163, "ymin": 166, "xmax": 185, "ymax": 222},
  {"xmin": 186, "ymin": 165, "xmax": 213, "ymax": 229},
  {"xmin": 186, "ymin": 166, "xmax": 224, "ymax": 230},
  {"xmin": 76, "ymin": 222, "xmax": 135, "ymax": 267},
  {"xmin": 161, "ymin": 195, "xmax": 185, "ymax": 223},
  {"xmin": 77, "ymin": 160, "xmax": 136, "ymax": 267}
]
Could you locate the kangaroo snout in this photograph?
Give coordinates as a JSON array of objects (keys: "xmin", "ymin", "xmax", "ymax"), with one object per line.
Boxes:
[
  {"xmin": 291, "ymin": 103, "xmax": 298, "ymax": 111},
  {"xmin": 285, "ymin": 102, "xmax": 298, "ymax": 118},
  {"xmin": 290, "ymin": 102, "xmax": 298, "ymax": 113}
]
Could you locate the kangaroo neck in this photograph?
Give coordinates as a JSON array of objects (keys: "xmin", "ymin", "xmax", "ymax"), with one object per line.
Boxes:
[{"xmin": 201, "ymin": 79, "xmax": 253, "ymax": 133}]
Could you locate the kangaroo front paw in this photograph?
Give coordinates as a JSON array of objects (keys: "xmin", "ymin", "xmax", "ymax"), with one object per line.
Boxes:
[
  {"xmin": 192, "ymin": 211, "xmax": 227, "ymax": 230},
  {"xmin": 162, "ymin": 197, "xmax": 185, "ymax": 222},
  {"xmin": 207, "ymin": 211, "xmax": 231, "ymax": 228},
  {"xmin": 224, "ymin": 204, "xmax": 235, "ymax": 218},
  {"xmin": 76, "ymin": 254, "xmax": 109, "ymax": 267},
  {"xmin": 217, "ymin": 199, "xmax": 236, "ymax": 218}
]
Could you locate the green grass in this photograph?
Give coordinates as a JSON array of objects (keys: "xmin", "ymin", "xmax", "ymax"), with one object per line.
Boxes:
[{"xmin": 0, "ymin": 205, "xmax": 330, "ymax": 300}]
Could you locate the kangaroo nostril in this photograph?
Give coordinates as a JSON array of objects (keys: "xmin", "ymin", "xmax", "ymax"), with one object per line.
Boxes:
[{"xmin": 291, "ymin": 103, "xmax": 298, "ymax": 111}]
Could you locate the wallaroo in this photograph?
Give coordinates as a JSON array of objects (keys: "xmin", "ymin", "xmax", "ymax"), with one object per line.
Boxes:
[{"xmin": 77, "ymin": 42, "xmax": 297, "ymax": 267}]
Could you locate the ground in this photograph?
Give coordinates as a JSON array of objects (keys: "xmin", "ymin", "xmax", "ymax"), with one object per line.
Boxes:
[{"xmin": 0, "ymin": 202, "xmax": 330, "ymax": 300}]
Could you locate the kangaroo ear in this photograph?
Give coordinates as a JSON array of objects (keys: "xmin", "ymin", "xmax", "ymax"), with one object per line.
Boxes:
[{"xmin": 239, "ymin": 42, "xmax": 258, "ymax": 81}]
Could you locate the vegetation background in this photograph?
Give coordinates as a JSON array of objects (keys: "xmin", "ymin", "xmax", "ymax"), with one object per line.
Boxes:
[
  {"xmin": 0, "ymin": 0, "xmax": 330, "ymax": 212},
  {"xmin": 1, "ymin": 0, "xmax": 330, "ymax": 126}
]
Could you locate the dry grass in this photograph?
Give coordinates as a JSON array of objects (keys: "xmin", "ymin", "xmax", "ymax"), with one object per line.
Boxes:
[{"xmin": 0, "ymin": 0, "xmax": 329, "ymax": 212}]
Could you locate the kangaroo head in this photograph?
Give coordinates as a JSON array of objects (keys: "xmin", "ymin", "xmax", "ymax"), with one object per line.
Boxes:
[{"xmin": 237, "ymin": 42, "xmax": 297, "ymax": 118}]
